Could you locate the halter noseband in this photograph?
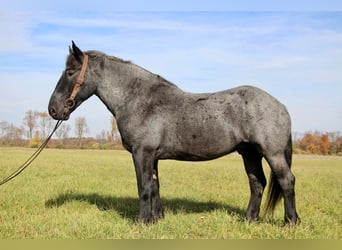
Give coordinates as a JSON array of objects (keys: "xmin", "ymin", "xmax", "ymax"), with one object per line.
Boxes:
[{"xmin": 64, "ymin": 53, "xmax": 89, "ymax": 110}]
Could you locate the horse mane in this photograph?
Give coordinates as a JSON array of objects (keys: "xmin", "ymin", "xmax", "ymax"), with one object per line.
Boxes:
[
  {"xmin": 107, "ymin": 55, "xmax": 131, "ymax": 64},
  {"xmin": 86, "ymin": 50, "xmax": 131, "ymax": 64},
  {"xmin": 86, "ymin": 50, "xmax": 177, "ymax": 88}
]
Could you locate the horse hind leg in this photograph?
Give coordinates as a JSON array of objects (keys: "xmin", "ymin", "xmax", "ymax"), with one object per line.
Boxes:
[
  {"xmin": 239, "ymin": 145, "xmax": 266, "ymax": 222},
  {"xmin": 265, "ymin": 153, "xmax": 299, "ymax": 225}
]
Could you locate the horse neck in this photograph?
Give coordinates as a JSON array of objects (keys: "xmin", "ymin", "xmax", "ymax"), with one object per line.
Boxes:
[{"xmin": 95, "ymin": 56, "xmax": 180, "ymax": 116}]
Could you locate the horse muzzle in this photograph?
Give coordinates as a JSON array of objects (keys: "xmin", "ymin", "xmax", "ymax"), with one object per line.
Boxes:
[{"xmin": 48, "ymin": 105, "xmax": 70, "ymax": 120}]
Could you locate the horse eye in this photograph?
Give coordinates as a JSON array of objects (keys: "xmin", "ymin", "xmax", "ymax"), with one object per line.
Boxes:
[{"xmin": 66, "ymin": 70, "xmax": 75, "ymax": 77}]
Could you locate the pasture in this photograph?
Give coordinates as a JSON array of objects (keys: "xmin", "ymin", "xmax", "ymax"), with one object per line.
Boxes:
[{"xmin": 0, "ymin": 148, "xmax": 340, "ymax": 239}]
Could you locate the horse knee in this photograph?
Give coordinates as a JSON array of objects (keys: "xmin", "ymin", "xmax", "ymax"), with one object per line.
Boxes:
[{"xmin": 248, "ymin": 174, "xmax": 266, "ymax": 195}]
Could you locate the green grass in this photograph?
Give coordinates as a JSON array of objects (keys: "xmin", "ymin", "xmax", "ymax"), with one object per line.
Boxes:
[{"xmin": 0, "ymin": 148, "xmax": 341, "ymax": 239}]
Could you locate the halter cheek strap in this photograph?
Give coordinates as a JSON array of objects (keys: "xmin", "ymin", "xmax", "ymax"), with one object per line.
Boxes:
[{"xmin": 64, "ymin": 53, "xmax": 89, "ymax": 110}]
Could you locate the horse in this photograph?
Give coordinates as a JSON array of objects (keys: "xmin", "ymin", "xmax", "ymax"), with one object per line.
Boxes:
[{"xmin": 48, "ymin": 42, "xmax": 299, "ymax": 225}]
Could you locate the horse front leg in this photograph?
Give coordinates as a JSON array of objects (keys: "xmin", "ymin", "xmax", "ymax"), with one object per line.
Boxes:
[{"xmin": 132, "ymin": 147, "xmax": 163, "ymax": 224}]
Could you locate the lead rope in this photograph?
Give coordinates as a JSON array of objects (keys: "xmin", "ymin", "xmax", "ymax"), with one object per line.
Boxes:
[
  {"xmin": 0, "ymin": 118, "xmax": 64, "ymax": 186},
  {"xmin": 0, "ymin": 53, "xmax": 89, "ymax": 186}
]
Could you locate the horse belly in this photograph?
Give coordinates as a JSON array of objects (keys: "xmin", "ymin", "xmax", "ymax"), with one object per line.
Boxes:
[
  {"xmin": 161, "ymin": 118, "xmax": 238, "ymax": 161},
  {"xmin": 172, "ymin": 136, "xmax": 236, "ymax": 161}
]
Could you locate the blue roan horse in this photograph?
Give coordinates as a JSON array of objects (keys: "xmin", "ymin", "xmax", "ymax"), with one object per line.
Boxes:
[{"xmin": 49, "ymin": 42, "xmax": 299, "ymax": 225}]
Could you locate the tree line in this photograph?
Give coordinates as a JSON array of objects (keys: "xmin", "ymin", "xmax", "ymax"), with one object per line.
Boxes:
[
  {"xmin": 293, "ymin": 131, "xmax": 342, "ymax": 156},
  {"xmin": 0, "ymin": 110, "xmax": 121, "ymax": 149}
]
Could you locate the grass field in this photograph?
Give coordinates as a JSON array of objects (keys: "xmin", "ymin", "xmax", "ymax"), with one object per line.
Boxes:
[{"xmin": 0, "ymin": 148, "xmax": 341, "ymax": 239}]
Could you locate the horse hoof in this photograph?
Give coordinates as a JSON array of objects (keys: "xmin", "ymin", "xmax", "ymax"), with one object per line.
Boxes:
[
  {"xmin": 138, "ymin": 214, "xmax": 161, "ymax": 225},
  {"xmin": 246, "ymin": 216, "xmax": 260, "ymax": 224},
  {"xmin": 284, "ymin": 215, "xmax": 301, "ymax": 226}
]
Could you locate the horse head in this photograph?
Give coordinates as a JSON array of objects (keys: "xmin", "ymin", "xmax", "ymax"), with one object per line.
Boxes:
[{"xmin": 48, "ymin": 41, "xmax": 98, "ymax": 120}]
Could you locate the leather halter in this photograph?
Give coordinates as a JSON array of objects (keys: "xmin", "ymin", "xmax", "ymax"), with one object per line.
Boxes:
[{"xmin": 64, "ymin": 53, "xmax": 89, "ymax": 110}]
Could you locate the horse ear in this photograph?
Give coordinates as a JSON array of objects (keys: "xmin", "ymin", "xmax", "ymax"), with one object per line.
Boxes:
[{"xmin": 71, "ymin": 41, "xmax": 83, "ymax": 63}]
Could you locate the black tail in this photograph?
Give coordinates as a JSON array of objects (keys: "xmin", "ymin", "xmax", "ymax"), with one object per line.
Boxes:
[{"xmin": 265, "ymin": 136, "xmax": 292, "ymax": 214}]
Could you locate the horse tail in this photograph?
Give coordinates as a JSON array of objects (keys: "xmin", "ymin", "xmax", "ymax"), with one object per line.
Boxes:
[{"xmin": 265, "ymin": 135, "xmax": 292, "ymax": 214}]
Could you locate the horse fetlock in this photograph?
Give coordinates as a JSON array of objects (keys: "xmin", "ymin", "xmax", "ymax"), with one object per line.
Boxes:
[{"xmin": 245, "ymin": 206, "xmax": 261, "ymax": 222}]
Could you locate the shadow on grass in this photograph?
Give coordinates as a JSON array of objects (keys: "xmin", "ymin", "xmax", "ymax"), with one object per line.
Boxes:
[{"xmin": 45, "ymin": 192, "xmax": 245, "ymax": 222}]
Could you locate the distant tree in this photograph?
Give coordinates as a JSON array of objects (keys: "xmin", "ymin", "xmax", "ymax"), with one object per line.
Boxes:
[
  {"xmin": 23, "ymin": 110, "xmax": 38, "ymax": 140},
  {"xmin": 37, "ymin": 112, "xmax": 53, "ymax": 139},
  {"xmin": 96, "ymin": 129, "xmax": 108, "ymax": 142},
  {"xmin": 327, "ymin": 131, "xmax": 341, "ymax": 155},
  {"xmin": 110, "ymin": 116, "xmax": 120, "ymax": 143},
  {"xmin": 299, "ymin": 132, "xmax": 317, "ymax": 154},
  {"xmin": 0, "ymin": 121, "xmax": 11, "ymax": 145},
  {"xmin": 74, "ymin": 117, "xmax": 89, "ymax": 146},
  {"xmin": 30, "ymin": 130, "xmax": 41, "ymax": 148},
  {"xmin": 11, "ymin": 124, "xmax": 24, "ymax": 144},
  {"xmin": 0, "ymin": 121, "xmax": 24, "ymax": 146},
  {"xmin": 55, "ymin": 123, "xmax": 71, "ymax": 142},
  {"xmin": 320, "ymin": 134, "xmax": 331, "ymax": 155},
  {"xmin": 298, "ymin": 131, "xmax": 336, "ymax": 155},
  {"xmin": 0, "ymin": 121, "xmax": 8, "ymax": 141},
  {"xmin": 335, "ymin": 137, "xmax": 342, "ymax": 154}
]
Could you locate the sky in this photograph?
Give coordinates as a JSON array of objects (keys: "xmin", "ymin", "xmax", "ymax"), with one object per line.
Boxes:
[{"xmin": 1, "ymin": 1, "xmax": 342, "ymax": 138}]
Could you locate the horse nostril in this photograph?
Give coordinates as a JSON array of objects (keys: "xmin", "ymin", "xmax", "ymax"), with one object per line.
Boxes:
[{"xmin": 49, "ymin": 107, "xmax": 57, "ymax": 117}]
